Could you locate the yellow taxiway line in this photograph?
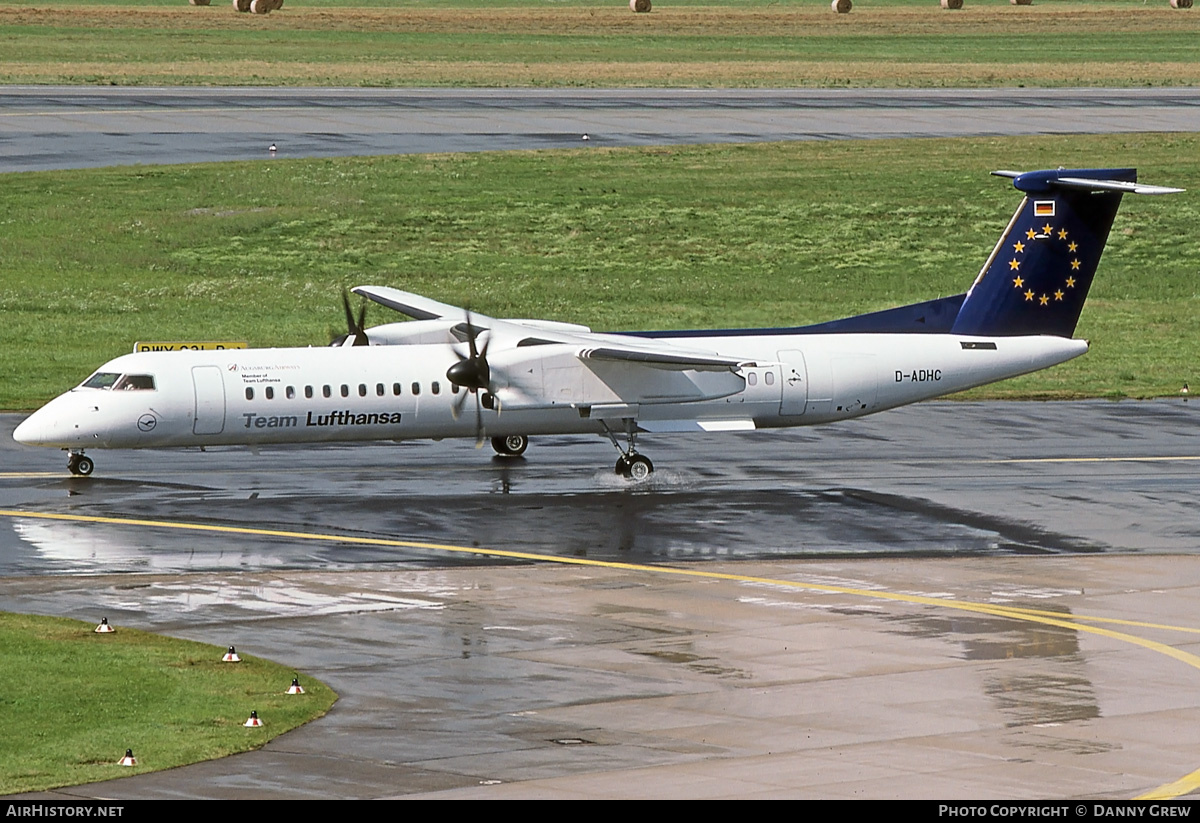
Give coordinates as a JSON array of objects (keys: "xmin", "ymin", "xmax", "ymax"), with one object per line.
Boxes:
[{"xmin": 0, "ymin": 507, "xmax": 1196, "ymax": 799}]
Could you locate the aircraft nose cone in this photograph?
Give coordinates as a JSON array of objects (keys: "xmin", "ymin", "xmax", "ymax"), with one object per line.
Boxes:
[
  {"xmin": 13, "ymin": 412, "xmax": 51, "ymax": 446},
  {"xmin": 12, "ymin": 395, "xmax": 92, "ymax": 448}
]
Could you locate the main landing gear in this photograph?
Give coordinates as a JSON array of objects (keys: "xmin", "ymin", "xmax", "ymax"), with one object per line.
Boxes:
[
  {"xmin": 601, "ymin": 420, "xmax": 654, "ymax": 481},
  {"xmin": 67, "ymin": 451, "xmax": 94, "ymax": 477},
  {"xmin": 491, "ymin": 434, "xmax": 528, "ymax": 458}
]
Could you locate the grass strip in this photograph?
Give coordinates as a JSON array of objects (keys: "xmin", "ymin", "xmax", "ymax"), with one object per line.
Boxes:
[
  {"xmin": 0, "ymin": 611, "xmax": 336, "ymax": 795},
  {"xmin": 1, "ymin": 133, "xmax": 1197, "ymax": 409},
  {"xmin": 1, "ymin": 2, "xmax": 1199, "ymax": 88}
]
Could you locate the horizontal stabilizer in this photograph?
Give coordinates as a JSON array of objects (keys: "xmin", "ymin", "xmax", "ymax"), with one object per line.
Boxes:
[{"xmin": 991, "ymin": 169, "xmax": 1184, "ymax": 196}]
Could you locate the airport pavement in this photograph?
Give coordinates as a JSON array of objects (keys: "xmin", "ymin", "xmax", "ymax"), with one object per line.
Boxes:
[
  {"xmin": 4, "ymin": 87, "xmax": 1200, "ymax": 172},
  {"xmin": 6, "ymin": 556, "xmax": 1200, "ymax": 799},
  {"xmin": 3, "ymin": 401, "xmax": 1200, "ymax": 798}
]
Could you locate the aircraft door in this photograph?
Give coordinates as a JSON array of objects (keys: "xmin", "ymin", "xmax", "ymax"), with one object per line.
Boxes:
[
  {"xmin": 777, "ymin": 350, "xmax": 808, "ymax": 416},
  {"xmin": 191, "ymin": 365, "xmax": 226, "ymax": 435}
]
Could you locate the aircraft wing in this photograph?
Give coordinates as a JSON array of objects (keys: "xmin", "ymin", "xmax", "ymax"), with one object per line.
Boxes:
[
  {"xmin": 351, "ymin": 286, "xmax": 474, "ymax": 322},
  {"xmin": 352, "ymin": 285, "xmax": 747, "ymax": 372}
]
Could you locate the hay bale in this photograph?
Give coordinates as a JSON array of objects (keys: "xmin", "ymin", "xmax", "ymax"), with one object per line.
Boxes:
[
  {"xmin": 232, "ymin": 0, "xmax": 251, "ymax": 10},
  {"xmin": 1010, "ymin": 0, "xmax": 1032, "ymax": 5},
  {"xmin": 189, "ymin": 0, "xmax": 212, "ymax": 5},
  {"xmin": 831, "ymin": 0, "xmax": 851, "ymax": 11},
  {"xmin": 940, "ymin": 0, "xmax": 963, "ymax": 8},
  {"xmin": 1170, "ymin": 0, "xmax": 1192, "ymax": 8},
  {"xmin": 250, "ymin": 0, "xmax": 271, "ymax": 12},
  {"xmin": 630, "ymin": 0, "xmax": 650, "ymax": 11}
]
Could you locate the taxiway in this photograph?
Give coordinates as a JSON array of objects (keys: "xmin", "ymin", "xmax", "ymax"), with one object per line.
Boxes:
[
  {"xmin": 4, "ymin": 401, "xmax": 1200, "ymax": 798},
  {"xmin": 4, "ymin": 87, "xmax": 1200, "ymax": 172}
]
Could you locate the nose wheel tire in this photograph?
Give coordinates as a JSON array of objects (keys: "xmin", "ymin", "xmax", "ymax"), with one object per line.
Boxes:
[{"xmin": 67, "ymin": 454, "xmax": 94, "ymax": 476}]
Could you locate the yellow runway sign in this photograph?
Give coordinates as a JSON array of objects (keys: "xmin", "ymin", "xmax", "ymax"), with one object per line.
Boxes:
[{"xmin": 133, "ymin": 341, "xmax": 247, "ymax": 352}]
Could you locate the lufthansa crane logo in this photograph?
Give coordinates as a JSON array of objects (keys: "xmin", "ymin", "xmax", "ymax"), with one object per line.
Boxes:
[{"xmin": 137, "ymin": 414, "xmax": 157, "ymax": 432}]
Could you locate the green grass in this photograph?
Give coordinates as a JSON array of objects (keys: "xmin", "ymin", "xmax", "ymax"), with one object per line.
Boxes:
[
  {"xmin": 2, "ymin": 1, "xmax": 1199, "ymax": 88},
  {"xmin": 2, "ymin": 133, "xmax": 1198, "ymax": 409},
  {"xmin": 0, "ymin": 0, "xmax": 1173, "ymax": 10},
  {"xmin": 0, "ymin": 612, "xmax": 336, "ymax": 795}
]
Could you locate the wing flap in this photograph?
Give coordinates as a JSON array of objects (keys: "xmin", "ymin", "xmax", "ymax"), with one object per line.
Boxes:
[{"xmin": 580, "ymin": 347, "xmax": 743, "ymax": 373}]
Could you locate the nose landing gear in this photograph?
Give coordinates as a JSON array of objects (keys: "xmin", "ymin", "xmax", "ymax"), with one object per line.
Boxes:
[{"xmin": 67, "ymin": 451, "xmax": 94, "ymax": 477}]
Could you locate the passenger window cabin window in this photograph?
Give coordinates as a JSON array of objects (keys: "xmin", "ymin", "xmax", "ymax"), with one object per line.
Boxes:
[
  {"xmin": 265, "ymin": 386, "xmax": 274, "ymax": 400},
  {"xmin": 747, "ymin": 372, "xmax": 758, "ymax": 386},
  {"xmin": 358, "ymin": 384, "xmax": 367, "ymax": 397},
  {"xmin": 376, "ymin": 383, "xmax": 385, "ymax": 397},
  {"xmin": 246, "ymin": 387, "xmax": 254, "ymax": 400},
  {"xmin": 431, "ymin": 381, "xmax": 440, "ymax": 395},
  {"xmin": 451, "ymin": 384, "xmax": 459, "ymax": 394},
  {"xmin": 305, "ymin": 386, "xmax": 313, "ymax": 399},
  {"xmin": 341, "ymin": 384, "xmax": 349, "ymax": 398},
  {"xmin": 392, "ymin": 383, "xmax": 401, "ymax": 396},
  {"xmin": 411, "ymin": 382, "xmax": 420, "ymax": 396},
  {"xmin": 765, "ymin": 372, "xmax": 775, "ymax": 386},
  {"xmin": 286, "ymin": 386, "xmax": 295, "ymax": 400},
  {"xmin": 323, "ymin": 385, "xmax": 331, "ymax": 398}
]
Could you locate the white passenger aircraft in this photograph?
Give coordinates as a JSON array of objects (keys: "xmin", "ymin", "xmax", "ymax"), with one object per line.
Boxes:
[{"xmin": 13, "ymin": 168, "xmax": 1181, "ymax": 479}]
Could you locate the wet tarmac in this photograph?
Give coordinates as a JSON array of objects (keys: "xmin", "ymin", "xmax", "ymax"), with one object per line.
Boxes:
[
  {"xmin": 7, "ymin": 558, "xmax": 1200, "ymax": 799},
  {"xmin": 4, "ymin": 401, "xmax": 1200, "ymax": 798},
  {"xmin": 3, "ymin": 400, "xmax": 1200, "ymax": 575}
]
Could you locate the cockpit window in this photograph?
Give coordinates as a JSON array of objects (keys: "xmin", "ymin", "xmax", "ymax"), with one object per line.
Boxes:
[
  {"xmin": 113, "ymin": 374, "xmax": 156, "ymax": 391},
  {"xmin": 81, "ymin": 372, "xmax": 120, "ymax": 390}
]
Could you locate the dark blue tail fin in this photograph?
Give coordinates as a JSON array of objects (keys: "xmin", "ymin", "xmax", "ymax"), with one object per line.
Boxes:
[{"xmin": 951, "ymin": 168, "xmax": 1177, "ymax": 337}]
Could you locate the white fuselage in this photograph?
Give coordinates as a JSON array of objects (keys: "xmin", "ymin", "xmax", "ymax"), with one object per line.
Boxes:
[{"xmin": 14, "ymin": 331, "xmax": 1088, "ymax": 451}]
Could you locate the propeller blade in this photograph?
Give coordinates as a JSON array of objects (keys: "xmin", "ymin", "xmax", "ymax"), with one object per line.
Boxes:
[
  {"xmin": 342, "ymin": 290, "xmax": 356, "ymax": 335},
  {"xmin": 474, "ymin": 393, "xmax": 485, "ymax": 448},
  {"xmin": 465, "ymin": 308, "xmax": 479, "ymax": 361},
  {"xmin": 332, "ymin": 289, "xmax": 370, "ymax": 347},
  {"xmin": 450, "ymin": 387, "xmax": 469, "ymax": 421},
  {"xmin": 355, "ymin": 302, "xmax": 368, "ymax": 346},
  {"xmin": 445, "ymin": 308, "xmax": 491, "ymax": 392},
  {"xmin": 442, "ymin": 304, "xmax": 491, "ymax": 445}
]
